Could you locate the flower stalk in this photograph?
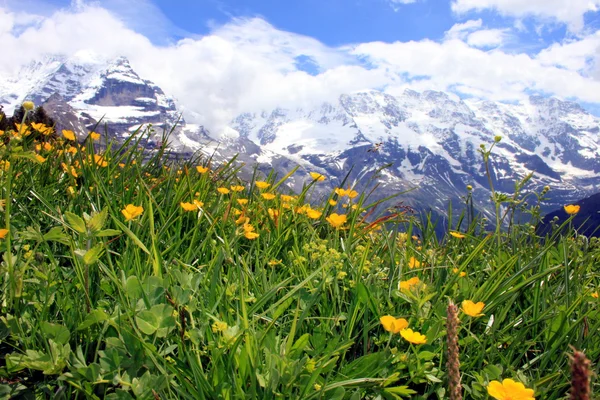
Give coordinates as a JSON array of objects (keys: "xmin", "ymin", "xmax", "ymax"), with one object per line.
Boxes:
[
  {"xmin": 447, "ymin": 302, "xmax": 462, "ymax": 400},
  {"xmin": 570, "ymin": 349, "xmax": 591, "ymax": 400}
]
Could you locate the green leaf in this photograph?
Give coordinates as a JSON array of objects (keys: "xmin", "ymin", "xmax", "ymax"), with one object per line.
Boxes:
[
  {"xmin": 328, "ymin": 387, "xmax": 346, "ymax": 400},
  {"xmin": 43, "ymin": 226, "xmax": 70, "ymax": 244},
  {"xmin": 384, "ymin": 386, "xmax": 417, "ymax": 397},
  {"xmin": 78, "ymin": 309, "xmax": 109, "ymax": 331},
  {"xmin": 125, "ymin": 276, "xmax": 143, "ymax": 299},
  {"xmin": 135, "ymin": 304, "xmax": 175, "ymax": 337},
  {"xmin": 95, "ymin": 229, "xmax": 122, "ymax": 237},
  {"xmin": 87, "ymin": 208, "xmax": 108, "ymax": 232},
  {"xmin": 83, "ymin": 244, "xmax": 104, "ymax": 265},
  {"xmin": 64, "ymin": 212, "xmax": 86, "ymax": 234},
  {"xmin": 113, "ymin": 218, "xmax": 150, "ymax": 255},
  {"xmin": 40, "ymin": 322, "xmax": 70, "ymax": 345}
]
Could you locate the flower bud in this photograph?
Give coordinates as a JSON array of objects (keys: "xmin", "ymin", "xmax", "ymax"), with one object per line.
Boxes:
[
  {"xmin": 466, "ymin": 185, "xmax": 473, "ymax": 191},
  {"xmin": 494, "ymin": 135, "xmax": 502, "ymax": 142},
  {"xmin": 22, "ymin": 101, "xmax": 34, "ymax": 111}
]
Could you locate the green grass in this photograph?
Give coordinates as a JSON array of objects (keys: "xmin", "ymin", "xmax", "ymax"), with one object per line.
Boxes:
[{"xmin": 0, "ymin": 115, "xmax": 598, "ymax": 399}]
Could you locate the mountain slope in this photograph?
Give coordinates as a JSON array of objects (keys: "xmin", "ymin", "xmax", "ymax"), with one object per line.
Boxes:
[{"xmin": 3, "ymin": 53, "xmax": 600, "ymax": 221}]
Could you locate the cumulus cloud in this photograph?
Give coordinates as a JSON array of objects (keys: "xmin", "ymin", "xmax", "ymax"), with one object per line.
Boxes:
[
  {"xmin": 451, "ymin": 0, "xmax": 600, "ymax": 32},
  {"xmin": 466, "ymin": 29, "xmax": 508, "ymax": 48},
  {"xmin": 1, "ymin": 2, "xmax": 600, "ymax": 132}
]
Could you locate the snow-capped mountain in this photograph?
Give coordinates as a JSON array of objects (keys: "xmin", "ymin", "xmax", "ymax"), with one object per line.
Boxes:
[
  {"xmin": 0, "ymin": 51, "xmax": 185, "ymax": 143},
  {"xmin": 2, "ymin": 52, "xmax": 600, "ymax": 222},
  {"xmin": 226, "ymin": 89, "xmax": 600, "ymax": 217}
]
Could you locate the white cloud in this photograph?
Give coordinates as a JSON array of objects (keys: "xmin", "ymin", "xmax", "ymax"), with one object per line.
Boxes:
[
  {"xmin": 466, "ymin": 28, "xmax": 508, "ymax": 48},
  {"xmin": 446, "ymin": 19, "xmax": 483, "ymax": 40},
  {"xmin": 1, "ymin": 3, "xmax": 600, "ymax": 133},
  {"xmin": 537, "ymin": 32, "xmax": 600, "ymax": 72},
  {"xmin": 451, "ymin": 0, "xmax": 600, "ymax": 32},
  {"xmin": 351, "ymin": 38, "xmax": 600, "ymax": 103}
]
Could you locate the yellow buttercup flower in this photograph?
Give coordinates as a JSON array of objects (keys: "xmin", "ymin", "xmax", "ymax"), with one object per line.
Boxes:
[
  {"xmin": 462, "ymin": 300, "xmax": 485, "ymax": 317},
  {"xmin": 217, "ymin": 187, "xmax": 230, "ymax": 195},
  {"xmin": 328, "ymin": 199, "xmax": 337, "ymax": 206},
  {"xmin": 281, "ymin": 195, "xmax": 295, "ymax": 202},
  {"xmin": 309, "ymin": 172, "xmax": 326, "ymax": 181},
  {"xmin": 261, "ymin": 193, "xmax": 276, "ymax": 200},
  {"xmin": 255, "ymin": 181, "xmax": 270, "ymax": 189},
  {"xmin": 452, "ymin": 268, "xmax": 467, "ymax": 277},
  {"xmin": 0, "ymin": 228, "xmax": 8, "ymax": 239},
  {"xmin": 563, "ymin": 204, "xmax": 580, "ymax": 215},
  {"xmin": 35, "ymin": 154, "xmax": 46, "ymax": 163},
  {"xmin": 400, "ymin": 328, "xmax": 427, "ymax": 344},
  {"xmin": 244, "ymin": 230, "xmax": 259, "ymax": 240},
  {"xmin": 181, "ymin": 201, "xmax": 203, "ymax": 211},
  {"xmin": 306, "ymin": 209, "xmax": 322, "ymax": 219},
  {"xmin": 347, "ymin": 189, "xmax": 358, "ymax": 199},
  {"xmin": 450, "ymin": 231, "xmax": 465, "ymax": 239},
  {"xmin": 268, "ymin": 208, "xmax": 279, "ymax": 219},
  {"xmin": 487, "ymin": 379, "xmax": 535, "ymax": 400},
  {"xmin": 196, "ymin": 166, "xmax": 209, "ymax": 174},
  {"xmin": 380, "ymin": 316, "xmax": 409, "ymax": 334},
  {"xmin": 591, "ymin": 292, "xmax": 598, "ymax": 299},
  {"xmin": 237, "ymin": 198, "xmax": 249, "ymax": 205},
  {"xmin": 326, "ymin": 213, "xmax": 347, "ymax": 228},
  {"xmin": 230, "ymin": 185, "xmax": 245, "ymax": 192},
  {"xmin": 90, "ymin": 132, "xmax": 101, "ymax": 141},
  {"xmin": 398, "ymin": 276, "xmax": 422, "ymax": 291},
  {"xmin": 62, "ymin": 130, "xmax": 76, "ymax": 141},
  {"xmin": 121, "ymin": 204, "xmax": 144, "ymax": 222},
  {"xmin": 31, "ymin": 122, "xmax": 52, "ymax": 135},
  {"xmin": 334, "ymin": 188, "xmax": 347, "ymax": 197},
  {"xmin": 408, "ymin": 256, "xmax": 421, "ymax": 269}
]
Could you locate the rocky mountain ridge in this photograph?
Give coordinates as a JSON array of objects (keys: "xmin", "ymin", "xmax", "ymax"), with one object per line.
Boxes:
[{"xmin": 2, "ymin": 52, "xmax": 600, "ymax": 221}]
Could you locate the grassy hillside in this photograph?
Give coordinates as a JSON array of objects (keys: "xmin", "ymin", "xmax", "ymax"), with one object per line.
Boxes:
[{"xmin": 0, "ymin": 107, "xmax": 598, "ymax": 399}]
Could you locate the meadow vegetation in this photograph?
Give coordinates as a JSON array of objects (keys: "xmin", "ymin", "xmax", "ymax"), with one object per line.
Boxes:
[{"xmin": 0, "ymin": 104, "xmax": 598, "ymax": 399}]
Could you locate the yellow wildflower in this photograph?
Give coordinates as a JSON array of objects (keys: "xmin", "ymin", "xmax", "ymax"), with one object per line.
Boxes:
[
  {"xmin": 450, "ymin": 231, "xmax": 465, "ymax": 239},
  {"xmin": 244, "ymin": 230, "xmax": 260, "ymax": 240},
  {"xmin": 400, "ymin": 328, "xmax": 427, "ymax": 345},
  {"xmin": 462, "ymin": 300, "xmax": 485, "ymax": 317},
  {"xmin": 212, "ymin": 320, "xmax": 228, "ymax": 333},
  {"xmin": 217, "ymin": 187, "xmax": 230, "ymax": 195},
  {"xmin": 591, "ymin": 292, "xmax": 598, "ymax": 299},
  {"xmin": 487, "ymin": 379, "xmax": 535, "ymax": 400},
  {"xmin": 35, "ymin": 154, "xmax": 46, "ymax": 163},
  {"xmin": 90, "ymin": 132, "xmax": 101, "ymax": 141},
  {"xmin": 329, "ymin": 199, "xmax": 337, "ymax": 206},
  {"xmin": 563, "ymin": 204, "xmax": 580, "ymax": 215},
  {"xmin": 408, "ymin": 256, "xmax": 421, "ymax": 269},
  {"xmin": 255, "ymin": 181, "xmax": 270, "ymax": 189},
  {"xmin": 0, "ymin": 228, "xmax": 8, "ymax": 239},
  {"xmin": 326, "ymin": 213, "xmax": 347, "ymax": 228},
  {"xmin": 230, "ymin": 185, "xmax": 245, "ymax": 192},
  {"xmin": 380, "ymin": 316, "xmax": 409, "ymax": 334},
  {"xmin": 22, "ymin": 101, "xmax": 35, "ymax": 111},
  {"xmin": 237, "ymin": 198, "xmax": 249, "ymax": 206},
  {"xmin": 268, "ymin": 208, "xmax": 279, "ymax": 219},
  {"xmin": 181, "ymin": 202, "xmax": 198, "ymax": 211},
  {"xmin": 196, "ymin": 166, "xmax": 209, "ymax": 174},
  {"xmin": 306, "ymin": 209, "xmax": 322, "ymax": 219},
  {"xmin": 398, "ymin": 276, "xmax": 421, "ymax": 291},
  {"xmin": 261, "ymin": 193, "xmax": 276, "ymax": 200},
  {"xmin": 334, "ymin": 188, "xmax": 347, "ymax": 197},
  {"xmin": 309, "ymin": 172, "xmax": 326, "ymax": 181},
  {"xmin": 281, "ymin": 194, "xmax": 295, "ymax": 202},
  {"xmin": 121, "ymin": 204, "xmax": 144, "ymax": 222},
  {"xmin": 62, "ymin": 130, "xmax": 76, "ymax": 141}
]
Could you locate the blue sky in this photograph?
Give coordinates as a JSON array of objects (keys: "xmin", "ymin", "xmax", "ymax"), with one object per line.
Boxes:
[{"xmin": 2, "ymin": 0, "xmax": 600, "ymax": 126}]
